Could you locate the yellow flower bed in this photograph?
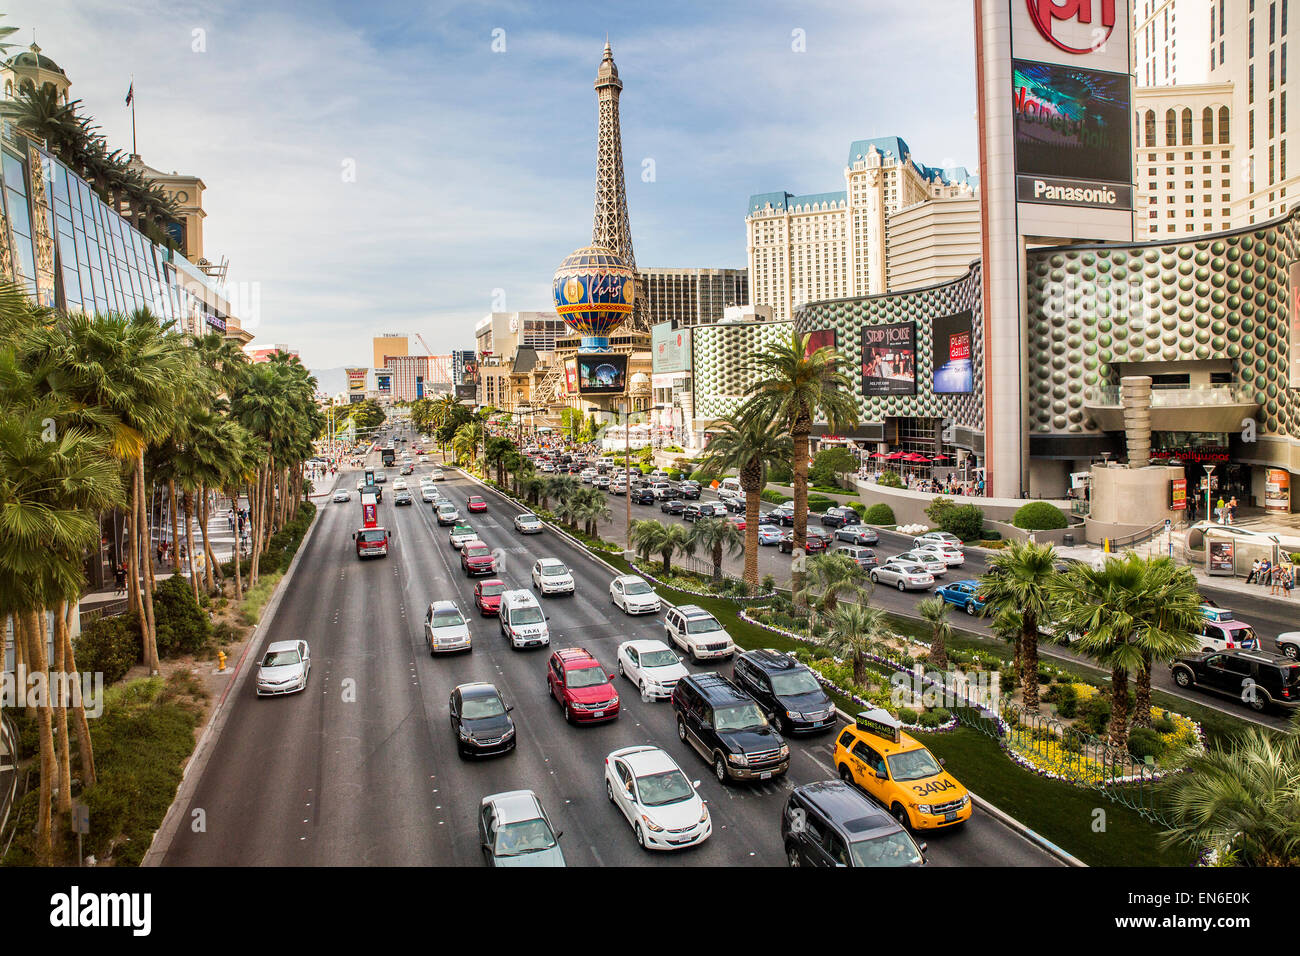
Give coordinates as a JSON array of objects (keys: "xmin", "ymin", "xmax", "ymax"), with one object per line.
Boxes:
[
  {"xmin": 1072, "ymin": 682, "xmax": 1098, "ymax": 700},
  {"xmin": 1005, "ymin": 731, "xmax": 1111, "ymax": 785},
  {"xmin": 1152, "ymin": 708, "xmax": 1200, "ymax": 751}
]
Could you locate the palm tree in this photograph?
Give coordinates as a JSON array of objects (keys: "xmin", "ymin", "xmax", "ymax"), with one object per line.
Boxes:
[
  {"xmin": 799, "ymin": 552, "xmax": 873, "ymax": 615},
  {"xmin": 629, "ymin": 520, "xmax": 690, "ymax": 575},
  {"xmin": 453, "ymin": 420, "xmax": 485, "ymax": 467},
  {"xmin": 1162, "ymin": 717, "xmax": 1300, "ymax": 866},
  {"xmin": 574, "ymin": 487, "xmax": 611, "ymax": 537},
  {"xmin": 978, "ymin": 540, "xmax": 1059, "ymax": 713},
  {"xmin": 917, "ymin": 596, "xmax": 953, "ymax": 671},
  {"xmin": 739, "ymin": 331, "xmax": 857, "ymax": 601},
  {"xmin": 544, "ymin": 474, "xmax": 580, "ymax": 512},
  {"xmin": 696, "ymin": 412, "xmax": 791, "ymax": 587},
  {"xmin": 629, "ymin": 519, "xmax": 661, "ymax": 567},
  {"xmin": 1049, "ymin": 554, "xmax": 1202, "ymax": 746},
  {"xmin": 686, "ymin": 517, "xmax": 745, "ymax": 585},
  {"xmin": 825, "ymin": 603, "xmax": 892, "ymax": 688}
]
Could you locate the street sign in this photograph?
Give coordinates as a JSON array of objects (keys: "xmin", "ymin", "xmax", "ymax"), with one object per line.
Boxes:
[{"xmin": 72, "ymin": 802, "xmax": 89, "ymax": 834}]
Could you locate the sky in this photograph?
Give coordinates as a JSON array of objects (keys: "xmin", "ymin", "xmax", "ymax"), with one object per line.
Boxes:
[{"xmin": 10, "ymin": 0, "xmax": 979, "ymax": 371}]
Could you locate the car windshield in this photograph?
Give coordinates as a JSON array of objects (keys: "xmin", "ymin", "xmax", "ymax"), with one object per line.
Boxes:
[
  {"xmin": 565, "ymin": 666, "xmax": 608, "ymax": 689},
  {"xmin": 769, "ymin": 670, "xmax": 823, "ymax": 696},
  {"xmin": 887, "ymin": 747, "xmax": 944, "ymax": 781},
  {"xmin": 623, "ymin": 580, "xmax": 653, "ymax": 595},
  {"xmin": 432, "ymin": 610, "xmax": 464, "ymax": 628},
  {"xmin": 636, "ymin": 769, "xmax": 695, "ymax": 807},
  {"xmin": 640, "ymin": 649, "xmax": 679, "ymax": 668},
  {"xmin": 262, "ymin": 650, "xmax": 300, "ymax": 666},
  {"xmin": 510, "ymin": 607, "xmax": 543, "ymax": 625},
  {"xmin": 520, "ymin": 515, "xmax": 539, "ymax": 523},
  {"xmin": 849, "ymin": 831, "xmax": 923, "ymax": 867},
  {"xmin": 462, "ymin": 695, "xmax": 506, "ymax": 719},
  {"xmin": 359, "ymin": 530, "xmax": 386, "ymax": 543},
  {"xmin": 465, "ymin": 546, "xmax": 490, "ymax": 558},
  {"xmin": 686, "ymin": 616, "xmax": 721, "ymax": 634},
  {"xmin": 439, "ymin": 505, "xmax": 456, "ymax": 513},
  {"xmin": 713, "ymin": 703, "xmax": 768, "ymax": 733},
  {"xmin": 493, "ymin": 818, "xmax": 556, "ymax": 856},
  {"xmin": 480, "ymin": 583, "xmax": 505, "ymax": 596},
  {"xmin": 542, "ymin": 564, "xmax": 569, "ymax": 577}
]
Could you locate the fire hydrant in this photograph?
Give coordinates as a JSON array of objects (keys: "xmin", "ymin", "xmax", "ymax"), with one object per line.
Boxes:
[{"xmin": 217, "ymin": 651, "xmax": 228, "ymax": 673}]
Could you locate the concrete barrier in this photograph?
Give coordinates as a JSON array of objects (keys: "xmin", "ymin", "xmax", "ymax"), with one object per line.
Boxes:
[{"xmin": 854, "ymin": 479, "xmax": 1072, "ymax": 528}]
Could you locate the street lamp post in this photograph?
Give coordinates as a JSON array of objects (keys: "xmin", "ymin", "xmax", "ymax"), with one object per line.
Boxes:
[{"xmin": 1203, "ymin": 463, "xmax": 1216, "ymax": 523}]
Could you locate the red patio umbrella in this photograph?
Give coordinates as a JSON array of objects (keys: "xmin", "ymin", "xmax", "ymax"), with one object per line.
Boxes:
[
  {"xmin": 930, "ymin": 454, "xmax": 952, "ymax": 462},
  {"xmin": 869, "ymin": 452, "xmax": 887, "ymax": 459},
  {"xmin": 885, "ymin": 451, "xmax": 906, "ymax": 460},
  {"xmin": 902, "ymin": 452, "xmax": 930, "ymax": 462}
]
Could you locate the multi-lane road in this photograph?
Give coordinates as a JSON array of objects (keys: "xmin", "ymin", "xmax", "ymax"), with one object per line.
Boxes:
[
  {"xmin": 154, "ymin": 444, "xmax": 1059, "ymax": 867},
  {"xmin": 593, "ymin": 478, "xmax": 1299, "ymax": 731}
]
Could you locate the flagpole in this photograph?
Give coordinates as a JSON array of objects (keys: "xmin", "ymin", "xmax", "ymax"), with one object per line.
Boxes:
[{"xmin": 130, "ymin": 74, "xmax": 137, "ymax": 155}]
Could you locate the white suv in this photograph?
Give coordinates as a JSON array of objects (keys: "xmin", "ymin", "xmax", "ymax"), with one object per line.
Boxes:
[
  {"xmin": 664, "ymin": 605, "xmax": 735, "ymax": 663},
  {"xmin": 532, "ymin": 558, "xmax": 575, "ymax": 596},
  {"xmin": 499, "ymin": 590, "xmax": 550, "ymax": 649}
]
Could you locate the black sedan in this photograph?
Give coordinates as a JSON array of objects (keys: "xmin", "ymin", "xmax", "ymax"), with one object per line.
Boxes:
[
  {"xmin": 722, "ymin": 496, "xmax": 746, "ymax": 513},
  {"xmin": 778, "ymin": 528, "xmax": 832, "ymax": 554},
  {"xmin": 450, "ymin": 682, "xmax": 517, "ymax": 758},
  {"xmin": 660, "ymin": 499, "xmax": 687, "ymax": 516},
  {"xmin": 678, "ymin": 482, "xmax": 702, "ymax": 500},
  {"xmin": 820, "ymin": 506, "xmax": 861, "ymax": 528},
  {"xmin": 394, "ymin": 489, "xmax": 414, "ymax": 506}
]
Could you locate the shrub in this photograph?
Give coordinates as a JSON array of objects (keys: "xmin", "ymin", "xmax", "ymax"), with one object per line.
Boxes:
[
  {"xmin": 213, "ymin": 621, "xmax": 242, "ymax": 646},
  {"xmin": 850, "ymin": 502, "xmax": 868, "ymax": 518},
  {"xmin": 862, "ymin": 503, "xmax": 896, "ymax": 525},
  {"xmin": 1054, "ymin": 683, "xmax": 1079, "ymax": 718},
  {"xmin": 1012, "ymin": 501, "xmax": 1068, "ymax": 531},
  {"xmin": 1126, "ymin": 727, "xmax": 1166, "ymax": 761},
  {"xmin": 1151, "ymin": 715, "xmax": 1176, "ymax": 735},
  {"xmin": 980, "ymin": 528, "xmax": 1002, "ymax": 541},
  {"xmin": 74, "ymin": 613, "xmax": 140, "ymax": 685},
  {"xmin": 999, "ymin": 670, "xmax": 1017, "ymax": 694},
  {"xmin": 810, "ymin": 447, "xmax": 858, "ymax": 486},
  {"xmin": 1077, "ymin": 695, "xmax": 1112, "ymax": 736},
  {"xmin": 941, "ymin": 504, "xmax": 986, "ymax": 541},
  {"xmin": 896, "ymin": 707, "xmax": 919, "ymax": 724},
  {"xmin": 761, "ymin": 574, "xmax": 775, "ymax": 592},
  {"xmin": 760, "ymin": 489, "xmax": 791, "ymax": 504},
  {"xmin": 807, "ymin": 498, "xmax": 832, "ymax": 513},
  {"xmin": 876, "ymin": 470, "xmax": 904, "ymax": 488},
  {"xmin": 152, "ymin": 575, "xmax": 212, "ymax": 657},
  {"xmin": 769, "ymin": 460, "xmax": 793, "ymax": 484},
  {"xmin": 925, "ymin": 496, "xmax": 956, "ymax": 527},
  {"xmin": 917, "ymin": 708, "xmax": 950, "ymax": 728}
]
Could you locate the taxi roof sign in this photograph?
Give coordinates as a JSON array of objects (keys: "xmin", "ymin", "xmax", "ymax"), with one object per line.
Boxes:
[
  {"xmin": 855, "ymin": 708, "xmax": 902, "ymax": 744},
  {"xmin": 1198, "ymin": 605, "xmax": 1234, "ymax": 623}
]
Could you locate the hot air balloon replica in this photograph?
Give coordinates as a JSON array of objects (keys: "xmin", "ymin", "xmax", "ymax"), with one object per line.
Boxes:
[{"xmin": 553, "ymin": 245, "xmax": 635, "ymax": 397}]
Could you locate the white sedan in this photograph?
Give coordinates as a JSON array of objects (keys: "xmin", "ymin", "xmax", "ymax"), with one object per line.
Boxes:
[
  {"xmin": 870, "ymin": 561, "xmax": 935, "ymax": 592},
  {"xmin": 429, "ymin": 468, "xmax": 446, "ymax": 481},
  {"xmin": 532, "ymin": 558, "xmax": 575, "ymax": 596},
  {"xmin": 893, "ymin": 550, "xmax": 949, "ymax": 578},
  {"xmin": 915, "ymin": 541, "xmax": 965, "ymax": 567},
  {"xmin": 610, "ymin": 575, "xmax": 662, "ymax": 615},
  {"xmin": 421, "ymin": 486, "xmax": 437, "ymax": 502},
  {"xmin": 616, "ymin": 639, "xmax": 687, "ymax": 700},
  {"xmin": 332, "ymin": 489, "xmax": 351, "ymax": 503},
  {"xmin": 256, "ymin": 640, "xmax": 311, "ymax": 696},
  {"xmin": 514, "ymin": 513, "xmax": 544, "ymax": 534},
  {"xmin": 604, "ymin": 745, "xmax": 711, "ymax": 851},
  {"xmin": 392, "ymin": 478, "xmax": 408, "ymax": 492}
]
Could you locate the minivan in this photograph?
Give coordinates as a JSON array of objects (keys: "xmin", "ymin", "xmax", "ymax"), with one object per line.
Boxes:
[
  {"xmin": 782, "ymin": 780, "xmax": 926, "ymax": 868},
  {"xmin": 498, "ymin": 589, "xmax": 550, "ymax": 649},
  {"xmin": 717, "ymin": 477, "xmax": 743, "ymax": 499},
  {"xmin": 732, "ymin": 649, "xmax": 837, "ymax": 734}
]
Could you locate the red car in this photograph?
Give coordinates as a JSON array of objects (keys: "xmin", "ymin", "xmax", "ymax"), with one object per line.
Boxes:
[
  {"xmin": 460, "ymin": 540, "xmax": 497, "ymax": 576},
  {"xmin": 779, "ymin": 529, "xmax": 828, "ymax": 554},
  {"xmin": 474, "ymin": 578, "xmax": 505, "ymax": 615},
  {"xmin": 547, "ymin": 647, "xmax": 620, "ymax": 724},
  {"xmin": 728, "ymin": 515, "xmax": 746, "ymax": 531},
  {"xmin": 466, "ymin": 496, "xmax": 488, "ymax": 513}
]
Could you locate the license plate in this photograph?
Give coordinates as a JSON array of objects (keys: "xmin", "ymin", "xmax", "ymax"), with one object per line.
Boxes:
[
  {"xmin": 760, "ymin": 771, "xmax": 772, "ymax": 780},
  {"xmin": 944, "ymin": 811, "xmax": 957, "ymax": 822},
  {"xmin": 593, "ymin": 710, "xmax": 604, "ymax": 718}
]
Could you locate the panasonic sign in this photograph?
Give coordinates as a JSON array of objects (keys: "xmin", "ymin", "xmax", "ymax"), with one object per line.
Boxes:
[{"xmin": 1017, "ymin": 175, "xmax": 1132, "ymax": 208}]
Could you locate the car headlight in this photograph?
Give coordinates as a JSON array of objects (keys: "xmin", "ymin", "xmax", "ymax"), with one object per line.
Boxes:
[
  {"xmin": 786, "ymin": 710, "xmax": 802, "ymax": 719},
  {"xmin": 640, "ymin": 815, "xmax": 663, "ymax": 832},
  {"xmin": 699, "ymin": 805, "xmax": 709, "ymax": 823},
  {"xmin": 916, "ymin": 804, "xmax": 933, "ymax": 814},
  {"xmin": 959, "ymin": 794, "xmax": 970, "ymax": 807},
  {"xmin": 458, "ymin": 726, "xmax": 473, "ymax": 740},
  {"xmin": 502, "ymin": 728, "xmax": 515, "ymax": 740},
  {"xmin": 729, "ymin": 753, "xmax": 749, "ymax": 767},
  {"xmin": 778, "ymin": 744, "xmax": 790, "ymax": 757}
]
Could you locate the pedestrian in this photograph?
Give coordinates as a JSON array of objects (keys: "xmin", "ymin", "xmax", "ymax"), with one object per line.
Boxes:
[
  {"xmin": 156, "ymin": 541, "xmax": 164, "ymax": 565},
  {"xmin": 1227, "ymin": 496, "xmax": 1238, "ymax": 525},
  {"xmin": 113, "ymin": 562, "xmax": 126, "ymax": 594},
  {"xmin": 1270, "ymin": 563, "xmax": 1283, "ymax": 596},
  {"xmin": 1246, "ymin": 558, "xmax": 1261, "ymax": 584},
  {"xmin": 1285, "ymin": 566, "xmax": 1295, "ymax": 599},
  {"xmin": 1260, "ymin": 558, "xmax": 1272, "ymax": 587},
  {"xmin": 1216, "ymin": 496, "xmax": 1226, "ymax": 523}
]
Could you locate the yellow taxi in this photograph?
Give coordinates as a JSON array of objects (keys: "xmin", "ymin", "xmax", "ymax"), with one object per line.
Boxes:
[{"xmin": 833, "ymin": 709, "xmax": 971, "ymax": 831}]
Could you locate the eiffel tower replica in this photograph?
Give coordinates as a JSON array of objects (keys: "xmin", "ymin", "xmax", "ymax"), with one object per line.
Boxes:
[{"xmin": 591, "ymin": 40, "xmax": 650, "ymax": 337}]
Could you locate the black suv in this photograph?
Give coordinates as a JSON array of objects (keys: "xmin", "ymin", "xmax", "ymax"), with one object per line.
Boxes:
[
  {"xmin": 782, "ymin": 780, "xmax": 926, "ymax": 867},
  {"xmin": 1170, "ymin": 649, "xmax": 1300, "ymax": 712},
  {"xmin": 733, "ymin": 649, "xmax": 837, "ymax": 734},
  {"xmin": 682, "ymin": 503, "xmax": 710, "ymax": 522},
  {"xmin": 672, "ymin": 673, "xmax": 790, "ymax": 784},
  {"xmin": 820, "ymin": 506, "xmax": 860, "ymax": 528},
  {"xmin": 631, "ymin": 486, "xmax": 656, "ymax": 505}
]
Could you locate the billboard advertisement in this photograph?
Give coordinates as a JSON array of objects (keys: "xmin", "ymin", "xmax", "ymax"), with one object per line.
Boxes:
[
  {"xmin": 346, "ymin": 367, "xmax": 368, "ymax": 394},
  {"xmin": 577, "ymin": 352, "xmax": 628, "ymax": 395},
  {"xmin": 455, "ymin": 383, "xmax": 476, "ymax": 401},
  {"xmin": 932, "ymin": 311, "xmax": 974, "ymax": 394},
  {"xmin": 652, "ymin": 323, "xmax": 692, "ymax": 374},
  {"xmin": 860, "ymin": 323, "xmax": 916, "ymax": 396},
  {"xmin": 375, "ymin": 371, "xmax": 392, "ymax": 396},
  {"xmin": 564, "ymin": 357, "xmax": 578, "ymax": 394},
  {"xmin": 1012, "ymin": 59, "xmax": 1132, "ymax": 210},
  {"xmin": 805, "ymin": 328, "xmax": 836, "ymax": 358},
  {"xmin": 1266, "ymin": 469, "xmax": 1292, "ymax": 514},
  {"xmin": 1207, "ymin": 540, "xmax": 1235, "ymax": 576},
  {"xmin": 1290, "ymin": 262, "xmax": 1300, "ymax": 388},
  {"xmin": 1169, "ymin": 478, "xmax": 1187, "ymax": 511}
]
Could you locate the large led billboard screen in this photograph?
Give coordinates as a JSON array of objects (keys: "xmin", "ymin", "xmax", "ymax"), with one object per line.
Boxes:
[
  {"xmin": 861, "ymin": 322, "xmax": 916, "ymax": 396},
  {"xmin": 1012, "ymin": 59, "xmax": 1132, "ymax": 210},
  {"xmin": 652, "ymin": 323, "xmax": 692, "ymax": 374},
  {"xmin": 577, "ymin": 352, "xmax": 628, "ymax": 395},
  {"xmin": 932, "ymin": 311, "xmax": 974, "ymax": 394}
]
